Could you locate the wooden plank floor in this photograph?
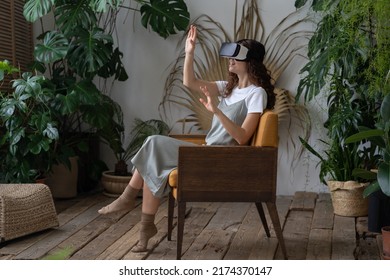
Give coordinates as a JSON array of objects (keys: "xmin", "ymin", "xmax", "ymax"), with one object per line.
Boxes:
[{"xmin": 0, "ymin": 191, "xmax": 383, "ymax": 260}]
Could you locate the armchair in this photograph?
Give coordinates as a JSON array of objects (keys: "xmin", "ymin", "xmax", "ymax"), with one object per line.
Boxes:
[{"xmin": 167, "ymin": 111, "xmax": 287, "ymax": 259}]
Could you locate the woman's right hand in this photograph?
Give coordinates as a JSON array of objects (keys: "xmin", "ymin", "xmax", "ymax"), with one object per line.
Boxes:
[{"xmin": 185, "ymin": 25, "xmax": 197, "ymax": 55}]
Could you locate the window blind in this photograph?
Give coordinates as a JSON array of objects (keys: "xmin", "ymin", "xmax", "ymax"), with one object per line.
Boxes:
[{"xmin": 0, "ymin": 0, "xmax": 33, "ymax": 92}]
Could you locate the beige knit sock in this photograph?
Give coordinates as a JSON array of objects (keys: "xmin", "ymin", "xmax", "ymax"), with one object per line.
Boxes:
[
  {"xmin": 98, "ymin": 186, "xmax": 140, "ymax": 215},
  {"xmin": 131, "ymin": 213, "xmax": 158, "ymax": 252}
]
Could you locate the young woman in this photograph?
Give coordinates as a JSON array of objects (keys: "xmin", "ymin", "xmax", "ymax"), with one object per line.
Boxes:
[{"xmin": 98, "ymin": 25, "xmax": 275, "ymax": 253}]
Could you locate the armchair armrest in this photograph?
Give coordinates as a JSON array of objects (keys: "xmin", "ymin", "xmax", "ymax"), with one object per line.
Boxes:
[
  {"xmin": 169, "ymin": 134, "xmax": 207, "ymax": 145},
  {"xmin": 177, "ymin": 146, "xmax": 278, "ymax": 202}
]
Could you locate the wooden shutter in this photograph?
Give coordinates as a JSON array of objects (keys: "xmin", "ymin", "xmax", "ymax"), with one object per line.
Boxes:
[{"xmin": 0, "ymin": 0, "xmax": 33, "ymax": 92}]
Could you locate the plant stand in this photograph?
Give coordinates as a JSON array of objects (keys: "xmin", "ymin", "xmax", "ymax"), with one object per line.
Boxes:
[
  {"xmin": 100, "ymin": 171, "xmax": 132, "ymax": 197},
  {"xmin": 368, "ymin": 190, "xmax": 390, "ymax": 233},
  {"xmin": 46, "ymin": 156, "xmax": 78, "ymax": 198},
  {"xmin": 327, "ymin": 180, "xmax": 369, "ymax": 217}
]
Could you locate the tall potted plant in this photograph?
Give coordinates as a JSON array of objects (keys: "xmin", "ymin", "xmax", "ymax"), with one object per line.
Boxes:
[
  {"xmin": 299, "ymin": 82, "xmax": 375, "ymax": 216},
  {"xmin": 5, "ymin": 1, "xmax": 189, "ymax": 187},
  {"xmin": 296, "ymin": 0, "xmax": 387, "ymax": 216}
]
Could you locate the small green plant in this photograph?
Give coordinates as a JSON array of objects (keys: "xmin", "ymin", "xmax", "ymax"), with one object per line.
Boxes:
[
  {"xmin": 41, "ymin": 247, "xmax": 73, "ymax": 260},
  {"xmin": 101, "ymin": 118, "xmax": 170, "ymax": 176}
]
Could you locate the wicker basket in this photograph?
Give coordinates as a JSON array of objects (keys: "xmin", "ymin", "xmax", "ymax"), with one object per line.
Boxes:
[
  {"xmin": 0, "ymin": 184, "xmax": 59, "ymax": 242},
  {"xmin": 327, "ymin": 180, "xmax": 369, "ymax": 217},
  {"xmin": 100, "ymin": 171, "xmax": 132, "ymax": 197}
]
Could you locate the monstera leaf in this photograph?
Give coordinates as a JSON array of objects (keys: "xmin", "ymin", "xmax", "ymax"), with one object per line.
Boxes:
[
  {"xmin": 67, "ymin": 28, "xmax": 113, "ymax": 77},
  {"xmin": 55, "ymin": 1, "xmax": 98, "ymax": 37},
  {"xmin": 34, "ymin": 31, "xmax": 69, "ymax": 63},
  {"xmin": 23, "ymin": 0, "xmax": 55, "ymax": 22},
  {"xmin": 140, "ymin": 0, "xmax": 190, "ymax": 39}
]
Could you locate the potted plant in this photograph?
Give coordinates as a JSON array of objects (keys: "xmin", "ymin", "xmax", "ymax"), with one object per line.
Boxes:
[
  {"xmin": 0, "ymin": 61, "xmax": 60, "ymax": 183},
  {"xmin": 346, "ymin": 93, "xmax": 390, "ymax": 235},
  {"xmin": 299, "ymin": 83, "xmax": 374, "ymax": 216},
  {"xmin": 296, "ymin": 0, "xmax": 388, "ymax": 216},
  {"xmin": 15, "ymin": 0, "xmax": 189, "ymax": 192},
  {"xmin": 100, "ymin": 118, "xmax": 169, "ymax": 197}
]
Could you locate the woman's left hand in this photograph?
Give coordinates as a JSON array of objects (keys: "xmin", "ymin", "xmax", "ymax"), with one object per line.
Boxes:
[{"xmin": 199, "ymin": 86, "xmax": 219, "ymax": 114}]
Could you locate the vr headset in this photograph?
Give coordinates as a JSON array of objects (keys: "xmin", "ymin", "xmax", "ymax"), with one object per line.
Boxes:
[{"xmin": 219, "ymin": 42, "xmax": 249, "ymax": 61}]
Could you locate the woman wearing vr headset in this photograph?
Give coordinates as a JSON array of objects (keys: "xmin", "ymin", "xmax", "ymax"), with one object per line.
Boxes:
[{"xmin": 97, "ymin": 25, "xmax": 275, "ymax": 253}]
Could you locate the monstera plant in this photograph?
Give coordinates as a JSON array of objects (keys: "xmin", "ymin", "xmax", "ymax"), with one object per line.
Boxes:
[{"xmin": 0, "ymin": 0, "xmax": 189, "ymax": 183}]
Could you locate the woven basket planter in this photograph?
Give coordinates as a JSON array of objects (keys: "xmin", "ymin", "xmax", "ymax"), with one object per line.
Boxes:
[
  {"xmin": 0, "ymin": 184, "xmax": 59, "ymax": 242},
  {"xmin": 100, "ymin": 171, "xmax": 132, "ymax": 197},
  {"xmin": 327, "ymin": 180, "xmax": 369, "ymax": 217}
]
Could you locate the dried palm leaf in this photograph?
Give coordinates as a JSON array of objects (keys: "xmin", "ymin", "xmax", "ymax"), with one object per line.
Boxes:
[{"xmin": 159, "ymin": 0, "xmax": 313, "ymax": 160}]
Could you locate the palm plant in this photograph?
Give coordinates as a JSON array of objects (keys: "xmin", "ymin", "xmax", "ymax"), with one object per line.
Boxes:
[{"xmin": 159, "ymin": 0, "xmax": 313, "ymax": 158}]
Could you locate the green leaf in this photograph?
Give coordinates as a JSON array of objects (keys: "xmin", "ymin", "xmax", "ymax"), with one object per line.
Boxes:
[
  {"xmin": 299, "ymin": 136, "xmax": 325, "ymax": 161},
  {"xmin": 10, "ymin": 127, "xmax": 25, "ymax": 146},
  {"xmin": 28, "ymin": 134, "xmax": 52, "ymax": 154},
  {"xmin": 345, "ymin": 129, "xmax": 384, "ymax": 144},
  {"xmin": 67, "ymin": 28, "xmax": 113, "ymax": 76},
  {"xmin": 98, "ymin": 46, "xmax": 128, "ymax": 81},
  {"xmin": 0, "ymin": 100, "xmax": 16, "ymax": 118},
  {"xmin": 44, "ymin": 123, "xmax": 59, "ymax": 140},
  {"xmin": 0, "ymin": 60, "xmax": 19, "ymax": 79},
  {"xmin": 352, "ymin": 168, "xmax": 377, "ymax": 180},
  {"xmin": 378, "ymin": 162, "xmax": 390, "ymax": 196},
  {"xmin": 55, "ymin": 92, "xmax": 79, "ymax": 115},
  {"xmin": 23, "ymin": 0, "xmax": 55, "ymax": 22},
  {"xmin": 381, "ymin": 94, "xmax": 390, "ymax": 122},
  {"xmin": 55, "ymin": 1, "xmax": 97, "ymax": 37},
  {"xmin": 89, "ymin": 0, "xmax": 121, "ymax": 13},
  {"xmin": 140, "ymin": 0, "xmax": 189, "ymax": 39},
  {"xmin": 70, "ymin": 80, "xmax": 100, "ymax": 105},
  {"xmin": 363, "ymin": 181, "xmax": 380, "ymax": 198},
  {"xmin": 34, "ymin": 31, "xmax": 69, "ymax": 63}
]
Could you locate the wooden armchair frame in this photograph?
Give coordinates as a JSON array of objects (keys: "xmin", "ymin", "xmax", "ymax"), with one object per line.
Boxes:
[{"xmin": 167, "ymin": 111, "xmax": 287, "ymax": 260}]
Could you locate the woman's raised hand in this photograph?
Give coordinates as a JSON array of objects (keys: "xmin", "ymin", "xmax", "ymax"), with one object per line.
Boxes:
[
  {"xmin": 199, "ymin": 86, "xmax": 218, "ymax": 114},
  {"xmin": 185, "ymin": 25, "xmax": 197, "ymax": 55}
]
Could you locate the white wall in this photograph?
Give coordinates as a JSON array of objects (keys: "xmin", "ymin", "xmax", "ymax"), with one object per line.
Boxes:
[
  {"xmin": 105, "ymin": 0, "xmax": 329, "ymax": 195},
  {"xmin": 36, "ymin": 0, "xmax": 328, "ymax": 195}
]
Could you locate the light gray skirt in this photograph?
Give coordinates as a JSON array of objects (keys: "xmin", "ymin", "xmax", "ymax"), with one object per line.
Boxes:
[{"xmin": 131, "ymin": 135, "xmax": 198, "ymax": 198}]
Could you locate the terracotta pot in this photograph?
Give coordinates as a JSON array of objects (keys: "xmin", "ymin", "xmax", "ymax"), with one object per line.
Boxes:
[{"xmin": 382, "ymin": 226, "xmax": 390, "ymax": 259}]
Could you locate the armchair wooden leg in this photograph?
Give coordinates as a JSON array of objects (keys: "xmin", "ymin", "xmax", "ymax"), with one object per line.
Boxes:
[
  {"xmin": 167, "ymin": 192, "xmax": 175, "ymax": 241},
  {"xmin": 255, "ymin": 202, "xmax": 270, "ymax": 237},
  {"xmin": 266, "ymin": 202, "xmax": 288, "ymax": 260},
  {"xmin": 176, "ymin": 201, "xmax": 186, "ymax": 260}
]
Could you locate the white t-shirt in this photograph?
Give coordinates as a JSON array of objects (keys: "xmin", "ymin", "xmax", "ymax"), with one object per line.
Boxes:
[{"xmin": 215, "ymin": 81, "xmax": 267, "ymax": 113}]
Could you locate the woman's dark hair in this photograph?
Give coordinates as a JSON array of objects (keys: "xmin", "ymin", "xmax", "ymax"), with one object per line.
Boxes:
[{"xmin": 224, "ymin": 39, "xmax": 275, "ymax": 109}]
